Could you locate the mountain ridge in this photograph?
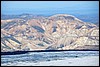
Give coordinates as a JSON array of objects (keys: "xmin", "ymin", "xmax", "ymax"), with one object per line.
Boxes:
[{"xmin": 1, "ymin": 14, "xmax": 99, "ymax": 52}]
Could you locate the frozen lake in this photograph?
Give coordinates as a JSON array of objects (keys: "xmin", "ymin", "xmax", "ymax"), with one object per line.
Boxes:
[{"xmin": 1, "ymin": 51, "xmax": 99, "ymax": 66}]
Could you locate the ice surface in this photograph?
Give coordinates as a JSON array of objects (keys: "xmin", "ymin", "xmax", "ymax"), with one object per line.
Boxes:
[{"xmin": 1, "ymin": 51, "xmax": 99, "ymax": 66}]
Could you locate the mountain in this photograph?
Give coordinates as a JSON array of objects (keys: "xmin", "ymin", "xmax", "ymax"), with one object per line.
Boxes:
[{"xmin": 1, "ymin": 14, "xmax": 99, "ymax": 52}]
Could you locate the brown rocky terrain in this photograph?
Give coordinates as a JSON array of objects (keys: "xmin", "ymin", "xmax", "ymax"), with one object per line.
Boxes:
[{"xmin": 1, "ymin": 14, "xmax": 99, "ymax": 52}]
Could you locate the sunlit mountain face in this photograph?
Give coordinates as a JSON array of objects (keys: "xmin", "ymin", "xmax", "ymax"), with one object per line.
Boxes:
[
  {"xmin": 1, "ymin": 1, "xmax": 99, "ymax": 52},
  {"xmin": 1, "ymin": 14, "xmax": 99, "ymax": 52}
]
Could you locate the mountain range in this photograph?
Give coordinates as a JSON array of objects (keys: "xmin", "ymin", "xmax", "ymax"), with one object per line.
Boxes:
[{"xmin": 1, "ymin": 14, "xmax": 99, "ymax": 52}]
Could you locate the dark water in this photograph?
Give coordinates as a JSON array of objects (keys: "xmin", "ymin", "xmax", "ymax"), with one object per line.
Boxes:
[{"xmin": 1, "ymin": 51, "xmax": 99, "ymax": 65}]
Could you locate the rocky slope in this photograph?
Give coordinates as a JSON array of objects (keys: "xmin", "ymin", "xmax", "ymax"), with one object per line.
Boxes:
[{"xmin": 1, "ymin": 14, "xmax": 99, "ymax": 52}]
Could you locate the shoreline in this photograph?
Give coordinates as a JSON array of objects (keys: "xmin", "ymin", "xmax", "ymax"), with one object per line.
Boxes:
[{"xmin": 1, "ymin": 49, "xmax": 99, "ymax": 55}]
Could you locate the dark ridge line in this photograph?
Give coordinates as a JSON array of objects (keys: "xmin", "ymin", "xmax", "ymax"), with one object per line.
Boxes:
[{"xmin": 1, "ymin": 49, "xmax": 99, "ymax": 55}]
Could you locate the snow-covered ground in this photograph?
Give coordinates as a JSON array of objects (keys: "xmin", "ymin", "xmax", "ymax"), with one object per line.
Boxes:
[{"xmin": 1, "ymin": 51, "xmax": 99, "ymax": 66}]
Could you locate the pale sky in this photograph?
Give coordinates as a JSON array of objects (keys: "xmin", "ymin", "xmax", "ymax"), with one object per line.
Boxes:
[{"xmin": 1, "ymin": 1, "xmax": 99, "ymax": 15}]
